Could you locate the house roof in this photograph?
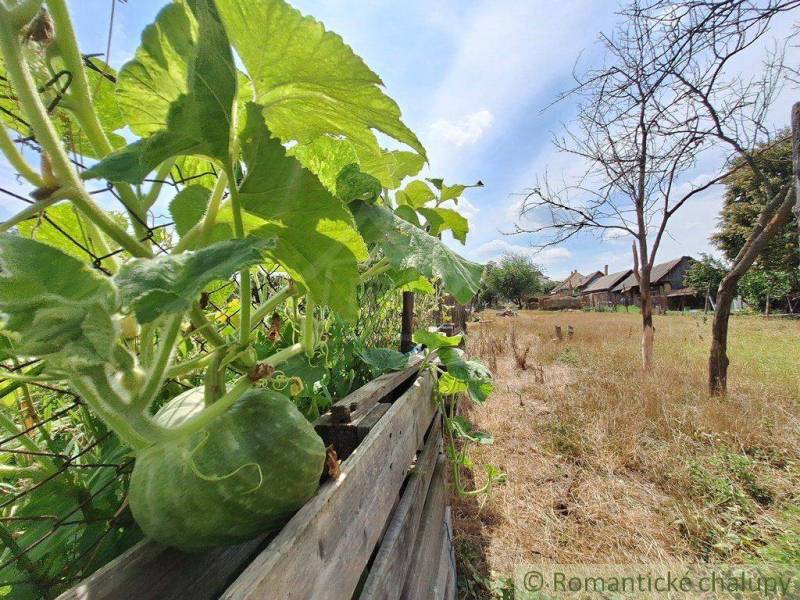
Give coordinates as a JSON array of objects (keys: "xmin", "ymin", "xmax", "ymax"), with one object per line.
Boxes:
[
  {"xmin": 581, "ymin": 269, "xmax": 632, "ymax": 294},
  {"xmin": 551, "ymin": 270, "xmax": 602, "ymax": 294},
  {"xmin": 612, "ymin": 256, "xmax": 692, "ymax": 292}
]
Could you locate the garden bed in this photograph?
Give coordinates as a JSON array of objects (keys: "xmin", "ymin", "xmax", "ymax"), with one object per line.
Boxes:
[{"xmin": 57, "ymin": 363, "xmax": 455, "ymax": 600}]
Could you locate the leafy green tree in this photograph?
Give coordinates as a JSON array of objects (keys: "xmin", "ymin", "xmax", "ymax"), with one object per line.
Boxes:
[
  {"xmin": 484, "ymin": 253, "xmax": 544, "ymax": 309},
  {"xmin": 684, "ymin": 254, "xmax": 728, "ymax": 302},
  {"xmin": 739, "ymin": 269, "xmax": 793, "ymax": 314},
  {"xmin": 712, "ymin": 134, "xmax": 798, "ymax": 292}
]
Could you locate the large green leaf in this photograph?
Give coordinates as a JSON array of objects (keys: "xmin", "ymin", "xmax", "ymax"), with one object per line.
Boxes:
[
  {"xmin": 214, "ymin": 103, "xmax": 368, "ymax": 320},
  {"xmin": 357, "ymin": 347, "xmax": 408, "ymax": 377},
  {"xmin": 169, "ymin": 185, "xmax": 210, "ymax": 236},
  {"xmin": 115, "ymin": 238, "xmax": 272, "ymax": 323},
  {"xmin": 396, "ymin": 180, "xmax": 435, "ymax": 209},
  {"xmin": 437, "ymin": 347, "xmax": 493, "ymax": 405},
  {"xmin": 417, "ymin": 207, "xmax": 469, "ymax": 244},
  {"xmin": 412, "ymin": 329, "xmax": 462, "ymax": 350},
  {"xmin": 216, "ymin": 0, "xmax": 425, "ymax": 169},
  {"xmin": 0, "ymin": 234, "xmax": 119, "ymax": 371},
  {"xmin": 17, "ymin": 203, "xmax": 98, "ymax": 262},
  {"xmin": 350, "ymin": 201, "xmax": 484, "ymax": 304},
  {"xmin": 290, "ymin": 137, "xmax": 424, "ymax": 192},
  {"xmin": 361, "ymin": 150, "xmax": 425, "ymax": 190},
  {"xmin": 83, "ymin": 0, "xmax": 236, "ymax": 183}
]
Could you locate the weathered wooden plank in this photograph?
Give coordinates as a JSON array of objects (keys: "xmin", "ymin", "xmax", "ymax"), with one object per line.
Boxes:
[
  {"xmin": 315, "ymin": 357, "xmax": 423, "ymax": 459},
  {"xmin": 444, "ymin": 507, "xmax": 457, "ymax": 600},
  {"xmin": 356, "ymin": 402, "xmax": 393, "ymax": 443},
  {"xmin": 433, "ymin": 528, "xmax": 450, "ymax": 600},
  {"xmin": 358, "ymin": 418, "xmax": 442, "ymax": 600},
  {"xmin": 399, "ymin": 456, "xmax": 448, "ymax": 600},
  {"xmin": 55, "ymin": 534, "xmax": 270, "ymax": 600},
  {"xmin": 323, "ymin": 355, "xmax": 423, "ymax": 425},
  {"xmin": 221, "ymin": 372, "xmax": 437, "ymax": 600}
]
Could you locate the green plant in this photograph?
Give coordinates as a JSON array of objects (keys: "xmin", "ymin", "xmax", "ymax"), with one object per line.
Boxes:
[
  {"xmin": 483, "ymin": 253, "xmax": 545, "ymax": 309},
  {"xmin": 0, "ymin": 0, "xmax": 485, "ymax": 584},
  {"xmin": 684, "ymin": 253, "xmax": 728, "ymax": 301},
  {"xmin": 414, "ymin": 330, "xmax": 505, "ymax": 503}
]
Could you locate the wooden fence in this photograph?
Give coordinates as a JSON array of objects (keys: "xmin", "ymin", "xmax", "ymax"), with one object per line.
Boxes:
[{"xmin": 57, "ymin": 361, "xmax": 455, "ymax": 600}]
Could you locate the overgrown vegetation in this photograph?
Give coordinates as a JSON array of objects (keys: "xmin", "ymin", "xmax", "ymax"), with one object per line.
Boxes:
[
  {"xmin": 0, "ymin": 0, "xmax": 494, "ymax": 596},
  {"xmin": 454, "ymin": 311, "xmax": 800, "ymax": 597}
]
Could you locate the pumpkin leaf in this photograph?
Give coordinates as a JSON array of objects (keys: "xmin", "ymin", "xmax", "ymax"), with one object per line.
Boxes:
[
  {"xmin": 83, "ymin": 0, "xmax": 236, "ymax": 183},
  {"xmin": 357, "ymin": 347, "xmax": 408, "ymax": 377},
  {"xmin": 396, "ymin": 180, "xmax": 435, "ymax": 209},
  {"xmin": 115, "ymin": 238, "xmax": 272, "ymax": 323},
  {"xmin": 449, "ymin": 415, "xmax": 494, "ymax": 445},
  {"xmin": 437, "ymin": 347, "xmax": 493, "ymax": 405},
  {"xmin": 350, "ymin": 201, "xmax": 484, "ymax": 304},
  {"xmin": 169, "ymin": 185, "xmax": 210, "ymax": 236},
  {"xmin": 214, "ymin": 103, "xmax": 367, "ymax": 320},
  {"xmin": 0, "ymin": 234, "xmax": 119, "ymax": 372},
  {"xmin": 412, "ymin": 330, "xmax": 462, "ymax": 349},
  {"xmin": 216, "ymin": 0, "xmax": 425, "ymax": 170},
  {"xmin": 417, "ymin": 207, "xmax": 469, "ymax": 244}
]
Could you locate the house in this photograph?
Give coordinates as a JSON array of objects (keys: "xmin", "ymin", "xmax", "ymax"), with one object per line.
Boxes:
[
  {"xmin": 550, "ymin": 270, "xmax": 604, "ymax": 297},
  {"xmin": 581, "ymin": 267, "xmax": 633, "ymax": 308},
  {"xmin": 611, "ymin": 256, "xmax": 699, "ymax": 308}
]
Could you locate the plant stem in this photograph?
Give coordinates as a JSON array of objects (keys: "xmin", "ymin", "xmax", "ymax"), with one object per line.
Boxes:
[
  {"xmin": 141, "ymin": 158, "xmax": 176, "ymax": 212},
  {"xmin": 0, "ymin": 121, "xmax": 42, "ymax": 186},
  {"xmin": 303, "ymin": 295, "xmax": 316, "ymax": 357},
  {"xmin": 203, "ymin": 350, "xmax": 224, "ymax": 406},
  {"xmin": 165, "ymin": 350, "xmax": 217, "ymax": 379},
  {"xmin": 135, "ymin": 314, "xmax": 182, "ymax": 412},
  {"xmin": 189, "ymin": 303, "xmax": 227, "ymax": 349},
  {"xmin": 7, "ymin": 0, "xmax": 44, "ymax": 29},
  {"xmin": 0, "ymin": 195, "xmax": 64, "ymax": 232},
  {"xmin": 0, "ymin": 17, "xmax": 150, "ymax": 259},
  {"xmin": 47, "ymin": 0, "xmax": 150, "ymax": 239},
  {"xmin": 70, "ymin": 374, "xmax": 157, "ymax": 450},
  {"xmin": 360, "ymin": 257, "xmax": 391, "ymax": 283},
  {"xmin": 225, "ymin": 165, "xmax": 251, "ymax": 344},
  {"xmin": 250, "ymin": 284, "xmax": 296, "ymax": 330},
  {"xmin": 200, "ymin": 170, "xmax": 228, "ymax": 243}
]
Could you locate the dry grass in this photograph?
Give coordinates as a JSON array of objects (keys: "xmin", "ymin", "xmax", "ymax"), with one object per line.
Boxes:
[{"xmin": 452, "ymin": 310, "xmax": 800, "ymax": 597}]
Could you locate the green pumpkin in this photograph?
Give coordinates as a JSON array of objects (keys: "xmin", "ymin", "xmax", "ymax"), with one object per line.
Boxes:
[{"xmin": 129, "ymin": 387, "xmax": 325, "ymax": 552}]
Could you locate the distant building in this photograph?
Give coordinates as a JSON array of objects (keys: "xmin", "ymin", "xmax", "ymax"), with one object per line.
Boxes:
[
  {"xmin": 611, "ymin": 256, "xmax": 700, "ymax": 309},
  {"xmin": 581, "ymin": 267, "xmax": 633, "ymax": 308},
  {"xmin": 550, "ymin": 270, "xmax": 603, "ymax": 297}
]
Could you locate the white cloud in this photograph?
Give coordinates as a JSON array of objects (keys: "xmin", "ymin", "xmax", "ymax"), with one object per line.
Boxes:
[
  {"xmin": 473, "ymin": 239, "xmax": 571, "ymax": 265},
  {"xmin": 430, "ymin": 109, "xmax": 494, "ymax": 147}
]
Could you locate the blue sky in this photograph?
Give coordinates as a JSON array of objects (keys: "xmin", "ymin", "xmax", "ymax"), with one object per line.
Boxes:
[{"xmin": 1, "ymin": 1, "xmax": 798, "ymax": 280}]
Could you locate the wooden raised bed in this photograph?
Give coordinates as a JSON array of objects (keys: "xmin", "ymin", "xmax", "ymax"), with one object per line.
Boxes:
[{"xmin": 58, "ymin": 361, "xmax": 455, "ymax": 600}]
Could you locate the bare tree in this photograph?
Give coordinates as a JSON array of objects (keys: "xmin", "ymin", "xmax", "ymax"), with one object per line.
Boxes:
[{"xmin": 514, "ymin": 0, "xmax": 796, "ymax": 374}]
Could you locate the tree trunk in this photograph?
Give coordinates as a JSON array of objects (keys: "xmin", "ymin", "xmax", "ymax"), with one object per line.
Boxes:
[
  {"xmin": 709, "ymin": 284, "xmax": 735, "ymax": 395},
  {"xmin": 640, "ymin": 285, "xmax": 655, "ymax": 371},
  {"xmin": 794, "ymin": 102, "xmax": 800, "ymax": 238},
  {"xmin": 707, "ymin": 105, "xmax": 799, "ymax": 394}
]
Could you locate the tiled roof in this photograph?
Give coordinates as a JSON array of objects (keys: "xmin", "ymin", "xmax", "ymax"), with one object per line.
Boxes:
[
  {"xmin": 581, "ymin": 269, "xmax": 632, "ymax": 294},
  {"xmin": 612, "ymin": 257, "xmax": 691, "ymax": 292}
]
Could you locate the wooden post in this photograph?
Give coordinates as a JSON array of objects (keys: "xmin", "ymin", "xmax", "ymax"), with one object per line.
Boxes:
[{"xmin": 400, "ymin": 291, "xmax": 414, "ymax": 353}]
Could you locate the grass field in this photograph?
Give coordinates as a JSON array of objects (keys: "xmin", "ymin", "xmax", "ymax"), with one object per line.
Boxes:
[{"xmin": 453, "ymin": 310, "xmax": 800, "ymax": 598}]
